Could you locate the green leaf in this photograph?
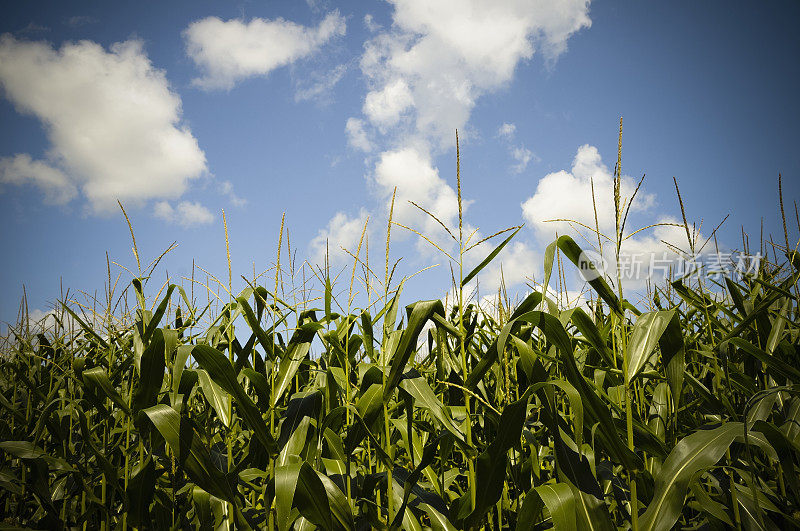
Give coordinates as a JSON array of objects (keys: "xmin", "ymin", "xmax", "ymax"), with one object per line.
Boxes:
[
  {"xmin": 62, "ymin": 304, "xmax": 108, "ymax": 349},
  {"xmin": 126, "ymin": 457, "xmax": 157, "ymax": 528},
  {"xmin": 464, "ymin": 291, "xmax": 544, "ymax": 389},
  {"xmin": 399, "ymin": 378, "xmax": 471, "ymax": 453},
  {"xmin": 751, "ymin": 420, "xmax": 800, "ymax": 501},
  {"xmin": 172, "ymin": 344, "xmax": 192, "ymax": 402},
  {"xmin": 641, "ymin": 422, "xmax": 750, "ymax": 531},
  {"xmin": 277, "ymin": 416, "xmax": 311, "ymax": 466},
  {"xmin": 316, "ymin": 468, "xmax": 354, "ymax": 530},
  {"xmin": 391, "ymin": 432, "xmax": 450, "ymax": 530},
  {"xmin": 461, "ymin": 227, "xmax": 521, "ymax": 287},
  {"xmin": 81, "ymin": 366, "xmax": 130, "ymax": 415},
  {"xmin": 142, "ymin": 404, "xmax": 243, "ymax": 523},
  {"xmin": 626, "ymin": 310, "xmax": 675, "ymax": 384},
  {"xmin": 236, "ymin": 295, "xmax": 272, "ymax": 353},
  {"xmin": 192, "ymin": 344, "xmax": 277, "ymax": 454},
  {"xmin": 276, "ymin": 462, "xmax": 339, "ymax": 531},
  {"xmin": 545, "ymin": 235, "xmax": 622, "ymax": 315},
  {"xmin": 0, "ymin": 441, "xmax": 46, "ymax": 460},
  {"xmin": 196, "ymin": 369, "xmax": 230, "ymax": 427},
  {"xmin": 360, "ymin": 310, "xmax": 376, "ymax": 362},
  {"xmin": 765, "ymin": 297, "xmax": 790, "ymax": 354},
  {"xmin": 325, "ymin": 276, "xmax": 333, "ymax": 321},
  {"xmin": 730, "ymin": 337, "xmax": 800, "ymax": 384},
  {"xmin": 275, "ymin": 461, "xmax": 303, "ymax": 531},
  {"xmin": 568, "ymin": 481, "xmax": 616, "ymax": 531},
  {"xmin": 384, "ymin": 300, "xmax": 444, "ymax": 400},
  {"xmin": 464, "ymin": 395, "xmax": 530, "ymax": 528},
  {"xmin": 570, "ymin": 307, "xmax": 616, "ymax": 367},
  {"xmin": 272, "ymin": 340, "xmax": 311, "ymax": 407},
  {"xmin": 144, "ymin": 285, "xmax": 177, "ymax": 341},
  {"xmin": 533, "ymin": 483, "xmax": 576, "ymax": 531},
  {"xmin": 132, "ymin": 328, "xmax": 166, "ymax": 412},
  {"xmin": 658, "ymin": 311, "xmax": 685, "ymax": 409},
  {"xmin": 499, "ymin": 310, "xmax": 640, "ymax": 471}
]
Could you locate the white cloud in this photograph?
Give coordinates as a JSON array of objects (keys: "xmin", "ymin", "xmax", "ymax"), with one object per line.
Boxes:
[
  {"xmin": 356, "ymin": 0, "xmax": 591, "ymax": 148},
  {"xmin": 294, "ymin": 63, "xmax": 348, "ymax": 102},
  {"xmin": 317, "ymin": 1, "xmax": 591, "ymax": 284},
  {"xmin": 0, "ymin": 153, "xmax": 77, "ymax": 204},
  {"xmin": 219, "ymin": 180, "xmax": 247, "ymax": 207},
  {"xmin": 309, "ymin": 209, "xmax": 370, "ymax": 267},
  {"xmin": 154, "ymin": 200, "xmax": 215, "ymax": 228},
  {"xmin": 498, "ymin": 122, "xmax": 516, "ymax": 139},
  {"xmin": 0, "ymin": 35, "xmax": 207, "ymax": 212},
  {"xmin": 65, "ymin": 16, "xmax": 97, "ymax": 28},
  {"xmin": 469, "ymin": 240, "xmax": 538, "ymax": 294},
  {"xmin": 364, "ymin": 14, "xmax": 381, "ymax": 33},
  {"xmin": 185, "ymin": 12, "xmax": 346, "ymax": 91},
  {"xmin": 154, "ymin": 201, "xmax": 175, "ymax": 221},
  {"xmin": 363, "ymin": 78, "xmax": 414, "ymax": 130},
  {"xmin": 510, "ymin": 146, "xmax": 534, "ymax": 173},
  {"xmin": 519, "ymin": 144, "xmax": 712, "ymax": 295},
  {"xmin": 521, "ymin": 144, "xmax": 654, "ymax": 241},
  {"xmin": 497, "ymin": 121, "xmax": 537, "ymax": 173},
  {"xmin": 373, "ymin": 147, "xmax": 462, "ymax": 250},
  {"xmin": 345, "ymin": 118, "xmax": 373, "ymax": 152}
]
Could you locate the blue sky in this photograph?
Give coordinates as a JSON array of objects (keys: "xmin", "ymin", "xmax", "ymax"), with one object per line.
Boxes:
[{"xmin": 1, "ymin": 0, "xmax": 798, "ymax": 327}]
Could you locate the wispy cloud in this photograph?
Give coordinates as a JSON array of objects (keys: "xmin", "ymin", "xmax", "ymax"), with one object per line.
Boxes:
[
  {"xmin": 497, "ymin": 122, "xmax": 516, "ymax": 140},
  {"xmin": 0, "ymin": 154, "xmax": 76, "ymax": 204},
  {"xmin": 294, "ymin": 63, "xmax": 348, "ymax": 103},
  {"xmin": 496, "ymin": 122, "xmax": 538, "ymax": 173},
  {"xmin": 154, "ymin": 200, "xmax": 215, "ymax": 228},
  {"xmin": 64, "ymin": 16, "xmax": 98, "ymax": 28},
  {"xmin": 185, "ymin": 12, "xmax": 346, "ymax": 91}
]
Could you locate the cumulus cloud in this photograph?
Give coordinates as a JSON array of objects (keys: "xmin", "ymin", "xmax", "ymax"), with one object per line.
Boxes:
[
  {"xmin": 154, "ymin": 200, "xmax": 215, "ymax": 227},
  {"xmin": 373, "ymin": 147, "xmax": 462, "ymax": 249},
  {"xmin": 521, "ymin": 144, "xmax": 654, "ymax": 241},
  {"xmin": 356, "ymin": 0, "xmax": 591, "ymax": 148},
  {"xmin": 185, "ymin": 12, "xmax": 346, "ymax": 91},
  {"xmin": 363, "ymin": 78, "xmax": 414, "ymax": 130},
  {"xmin": 309, "ymin": 209, "xmax": 370, "ymax": 267},
  {"xmin": 0, "ymin": 154, "xmax": 77, "ymax": 204},
  {"xmin": 0, "ymin": 34, "xmax": 207, "ymax": 212}
]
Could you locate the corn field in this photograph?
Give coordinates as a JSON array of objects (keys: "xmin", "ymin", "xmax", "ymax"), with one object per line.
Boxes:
[{"xmin": 2, "ymin": 143, "xmax": 800, "ymax": 530}]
